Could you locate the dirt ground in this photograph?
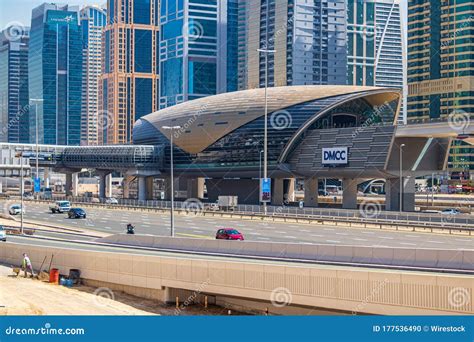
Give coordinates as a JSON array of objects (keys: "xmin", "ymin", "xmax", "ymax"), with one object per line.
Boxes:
[{"xmin": 0, "ymin": 265, "xmax": 242, "ymax": 315}]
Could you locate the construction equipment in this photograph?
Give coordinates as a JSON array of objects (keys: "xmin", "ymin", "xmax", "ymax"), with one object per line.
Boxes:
[{"xmin": 35, "ymin": 255, "xmax": 48, "ymax": 280}]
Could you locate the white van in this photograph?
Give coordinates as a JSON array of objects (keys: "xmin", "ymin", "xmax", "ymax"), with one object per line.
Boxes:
[{"xmin": 50, "ymin": 200, "xmax": 71, "ymax": 213}]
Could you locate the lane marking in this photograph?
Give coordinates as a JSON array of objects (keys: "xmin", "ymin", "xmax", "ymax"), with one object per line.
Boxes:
[{"xmin": 325, "ymin": 240, "xmax": 340, "ymax": 243}]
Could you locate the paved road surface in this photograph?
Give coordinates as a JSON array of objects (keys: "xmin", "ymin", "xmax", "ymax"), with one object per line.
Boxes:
[{"xmin": 6, "ymin": 202, "xmax": 473, "ymax": 250}]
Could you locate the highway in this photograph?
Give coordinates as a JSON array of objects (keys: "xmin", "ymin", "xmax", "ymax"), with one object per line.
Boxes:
[{"xmin": 7, "ymin": 201, "xmax": 474, "ymax": 250}]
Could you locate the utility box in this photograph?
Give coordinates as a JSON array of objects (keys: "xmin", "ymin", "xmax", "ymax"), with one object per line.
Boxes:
[{"xmin": 217, "ymin": 196, "xmax": 238, "ymax": 211}]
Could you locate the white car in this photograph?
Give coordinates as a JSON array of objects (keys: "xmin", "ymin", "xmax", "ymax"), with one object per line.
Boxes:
[
  {"xmin": 441, "ymin": 208, "xmax": 461, "ymax": 215},
  {"xmin": 50, "ymin": 200, "xmax": 71, "ymax": 213},
  {"xmin": 105, "ymin": 197, "xmax": 118, "ymax": 204},
  {"xmin": 9, "ymin": 204, "xmax": 25, "ymax": 215},
  {"xmin": 0, "ymin": 226, "xmax": 6, "ymax": 242}
]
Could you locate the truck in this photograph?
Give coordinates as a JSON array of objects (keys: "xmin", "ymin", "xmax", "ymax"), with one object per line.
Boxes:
[{"xmin": 217, "ymin": 196, "xmax": 238, "ymax": 211}]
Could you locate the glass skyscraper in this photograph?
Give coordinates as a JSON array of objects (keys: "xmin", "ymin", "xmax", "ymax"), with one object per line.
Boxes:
[
  {"xmin": 0, "ymin": 25, "xmax": 30, "ymax": 143},
  {"xmin": 29, "ymin": 3, "xmax": 83, "ymax": 145},
  {"xmin": 238, "ymin": 0, "xmax": 349, "ymax": 89},
  {"xmin": 81, "ymin": 6, "xmax": 106, "ymax": 146},
  {"xmin": 408, "ymin": 1, "xmax": 474, "ymax": 174},
  {"xmin": 159, "ymin": 0, "xmax": 236, "ymax": 108},
  {"xmin": 347, "ymin": 0, "xmax": 405, "ymax": 122},
  {"xmin": 100, "ymin": 0, "xmax": 160, "ymax": 144}
]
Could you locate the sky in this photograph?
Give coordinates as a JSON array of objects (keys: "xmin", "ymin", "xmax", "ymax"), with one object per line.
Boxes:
[{"xmin": 0, "ymin": 0, "xmax": 105, "ymax": 28}]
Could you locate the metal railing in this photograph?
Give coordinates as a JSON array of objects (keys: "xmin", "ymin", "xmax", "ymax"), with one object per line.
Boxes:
[{"xmin": 21, "ymin": 195, "xmax": 474, "ymax": 228}]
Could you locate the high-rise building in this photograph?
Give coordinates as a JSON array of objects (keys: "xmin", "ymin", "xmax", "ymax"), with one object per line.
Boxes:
[
  {"xmin": 238, "ymin": 0, "xmax": 348, "ymax": 90},
  {"xmin": 347, "ymin": 0, "xmax": 405, "ymax": 121},
  {"xmin": 407, "ymin": 1, "xmax": 474, "ymax": 174},
  {"xmin": 29, "ymin": 3, "xmax": 83, "ymax": 145},
  {"xmin": 0, "ymin": 25, "xmax": 30, "ymax": 143},
  {"xmin": 99, "ymin": 0, "xmax": 159, "ymax": 144},
  {"xmin": 159, "ymin": 0, "xmax": 236, "ymax": 108},
  {"xmin": 81, "ymin": 6, "xmax": 107, "ymax": 146}
]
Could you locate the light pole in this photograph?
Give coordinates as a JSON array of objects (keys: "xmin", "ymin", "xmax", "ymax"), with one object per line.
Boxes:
[
  {"xmin": 257, "ymin": 48, "xmax": 276, "ymax": 215},
  {"xmin": 15, "ymin": 151, "xmax": 24, "ymax": 235},
  {"xmin": 162, "ymin": 125, "xmax": 181, "ymax": 237},
  {"xmin": 399, "ymin": 144, "xmax": 406, "ymax": 212},
  {"xmin": 259, "ymin": 150, "xmax": 263, "ymax": 182},
  {"xmin": 30, "ymin": 98, "xmax": 43, "ymax": 199}
]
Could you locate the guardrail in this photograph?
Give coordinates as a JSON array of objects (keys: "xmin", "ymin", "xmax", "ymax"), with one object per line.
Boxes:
[
  {"xmin": 18, "ymin": 198, "xmax": 474, "ymax": 235},
  {"xmin": 20, "ymin": 195, "xmax": 474, "ymax": 225},
  {"xmin": 97, "ymin": 234, "xmax": 474, "ymax": 272}
]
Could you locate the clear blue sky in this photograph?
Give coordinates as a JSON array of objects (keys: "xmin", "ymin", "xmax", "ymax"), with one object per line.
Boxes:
[{"xmin": 0, "ymin": 0, "xmax": 105, "ymax": 28}]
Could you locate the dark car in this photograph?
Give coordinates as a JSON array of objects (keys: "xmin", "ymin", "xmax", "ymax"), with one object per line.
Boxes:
[
  {"xmin": 216, "ymin": 228, "xmax": 244, "ymax": 241},
  {"xmin": 68, "ymin": 208, "xmax": 87, "ymax": 219}
]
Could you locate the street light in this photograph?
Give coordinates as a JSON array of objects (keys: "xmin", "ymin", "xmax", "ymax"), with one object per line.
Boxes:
[
  {"xmin": 30, "ymin": 98, "xmax": 43, "ymax": 199},
  {"xmin": 162, "ymin": 125, "xmax": 181, "ymax": 237},
  {"xmin": 257, "ymin": 48, "xmax": 276, "ymax": 215},
  {"xmin": 15, "ymin": 150, "xmax": 24, "ymax": 235},
  {"xmin": 399, "ymin": 143, "xmax": 406, "ymax": 212}
]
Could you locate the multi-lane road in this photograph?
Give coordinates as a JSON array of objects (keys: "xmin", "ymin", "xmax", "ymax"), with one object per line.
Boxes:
[{"xmin": 6, "ymin": 202, "xmax": 473, "ymax": 250}]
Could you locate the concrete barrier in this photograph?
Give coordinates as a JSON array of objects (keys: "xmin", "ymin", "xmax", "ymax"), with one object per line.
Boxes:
[
  {"xmin": 1, "ymin": 242, "xmax": 472, "ymax": 314},
  {"xmin": 96, "ymin": 234, "xmax": 474, "ymax": 271}
]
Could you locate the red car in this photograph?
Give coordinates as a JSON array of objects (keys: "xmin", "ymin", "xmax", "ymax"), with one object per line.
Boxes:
[{"xmin": 216, "ymin": 228, "xmax": 244, "ymax": 240}]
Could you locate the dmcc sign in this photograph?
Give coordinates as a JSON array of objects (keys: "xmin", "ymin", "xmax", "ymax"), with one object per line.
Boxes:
[{"xmin": 322, "ymin": 147, "xmax": 348, "ymax": 165}]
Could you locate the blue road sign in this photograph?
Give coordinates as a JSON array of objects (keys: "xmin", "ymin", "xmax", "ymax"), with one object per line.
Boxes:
[
  {"xmin": 34, "ymin": 177, "xmax": 40, "ymax": 193},
  {"xmin": 260, "ymin": 178, "xmax": 271, "ymax": 203}
]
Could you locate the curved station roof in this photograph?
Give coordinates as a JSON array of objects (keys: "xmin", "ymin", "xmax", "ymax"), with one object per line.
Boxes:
[{"xmin": 134, "ymin": 85, "xmax": 402, "ymax": 177}]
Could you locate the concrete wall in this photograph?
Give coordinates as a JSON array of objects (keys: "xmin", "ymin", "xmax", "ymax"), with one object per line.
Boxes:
[
  {"xmin": 98, "ymin": 234, "xmax": 474, "ymax": 271},
  {"xmin": 2, "ymin": 243, "xmax": 472, "ymax": 315}
]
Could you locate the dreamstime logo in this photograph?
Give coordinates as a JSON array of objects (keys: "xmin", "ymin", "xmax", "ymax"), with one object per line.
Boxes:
[
  {"xmin": 92, "ymin": 287, "xmax": 115, "ymax": 307},
  {"xmin": 448, "ymin": 109, "xmax": 470, "ymax": 132},
  {"xmin": 270, "ymin": 110, "xmax": 292, "ymax": 130},
  {"xmin": 183, "ymin": 21, "xmax": 204, "ymax": 42},
  {"xmin": 270, "ymin": 287, "xmax": 292, "ymax": 308},
  {"xmin": 182, "ymin": 198, "xmax": 204, "ymax": 215},
  {"xmin": 96, "ymin": 110, "xmax": 115, "ymax": 132},
  {"xmin": 448, "ymin": 287, "xmax": 471, "ymax": 308},
  {"xmin": 358, "ymin": 199, "xmax": 381, "ymax": 219},
  {"xmin": 3, "ymin": 21, "xmax": 27, "ymax": 42},
  {"xmin": 358, "ymin": 21, "xmax": 380, "ymax": 42}
]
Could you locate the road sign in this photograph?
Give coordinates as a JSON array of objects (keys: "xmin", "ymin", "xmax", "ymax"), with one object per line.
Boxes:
[
  {"xmin": 260, "ymin": 178, "xmax": 271, "ymax": 203},
  {"xmin": 34, "ymin": 177, "xmax": 41, "ymax": 193}
]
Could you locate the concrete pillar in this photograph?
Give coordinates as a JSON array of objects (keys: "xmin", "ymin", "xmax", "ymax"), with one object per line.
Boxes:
[
  {"xmin": 187, "ymin": 177, "xmax": 205, "ymax": 199},
  {"xmin": 304, "ymin": 178, "xmax": 318, "ymax": 207},
  {"xmin": 342, "ymin": 178, "xmax": 358, "ymax": 209},
  {"xmin": 385, "ymin": 177, "xmax": 416, "ymax": 212},
  {"xmin": 138, "ymin": 176, "xmax": 146, "ymax": 201},
  {"xmin": 44, "ymin": 168, "xmax": 50, "ymax": 188},
  {"xmin": 65, "ymin": 173, "xmax": 78, "ymax": 197},
  {"xmin": 122, "ymin": 177, "xmax": 132, "ymax": 199},
  {"xmin": 72, "ymin": 173, "xmax": 78, "ymax": 197},
  {"xmin": 105, "ymin": 174, "xmax": 112, "ymax": 198},
  {"xmin": 272, "ymin": 178, "xmax": 284, "ymax": 206},
  {"xmin": 99, "ymin": 174, "xmax": 106, "ymax": 199},
  {"xmin": 286, "ymin": 178, "xmax": 296, "ymax": 202},
  {"xmin": 65, "ymin": 173, "xmax": 72, "ymax": 196},
  {"xmin": 145, "ymin": 176, "xmax": 154, "ymax": 200}
]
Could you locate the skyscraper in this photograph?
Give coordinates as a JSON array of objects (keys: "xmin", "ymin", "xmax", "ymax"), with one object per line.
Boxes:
[
  {"xmin": 99, "ymin": 0, "xmax": 159, "ymax": 144},
  {"xmin": 407, "ymin": 1, "xmax": 474, "ymax": 174},
  {"xmin": 0, "ymin": 25, "xmax": 30, "ymax": 143},
  {"xmin": 81, "ymin": 6, "xmax": 107, "ymax": 146},
  {"xmin": 238, "ymin": 0, "xmax": 348, "ymax": 90},
  {"xmin": 347, "ymin": 0, "xmax": 405, "ymax": 122},
  {"xmin": 29, "ymin": 3, "xmax": 83, "ymax": 145},
  {"xmin": 159, "ymin": 0, "xmax": 236, "ymax": 108}
]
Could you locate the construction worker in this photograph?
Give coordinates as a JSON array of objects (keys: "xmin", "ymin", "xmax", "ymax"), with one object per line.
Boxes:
[{"xmin": 22, "ymin": 253, "xmax": 35, "ymax": 278}]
